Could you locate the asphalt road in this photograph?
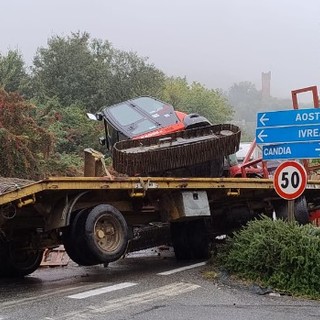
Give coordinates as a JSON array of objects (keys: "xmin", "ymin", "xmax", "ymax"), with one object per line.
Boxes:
[{"xmin": 0, "ymin": 248, "xmax": 320, "ymax": 320}]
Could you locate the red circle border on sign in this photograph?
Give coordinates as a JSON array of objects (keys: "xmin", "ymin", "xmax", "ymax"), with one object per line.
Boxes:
[{"xmin": 273, "ymin": 161, "xmax": 307, "ymax": 200}]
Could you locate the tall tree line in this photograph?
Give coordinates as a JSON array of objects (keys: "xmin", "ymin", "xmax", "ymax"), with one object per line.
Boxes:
[{"xmin": 0, "ymin": 32, "xmax": 233, "ymax": 179}]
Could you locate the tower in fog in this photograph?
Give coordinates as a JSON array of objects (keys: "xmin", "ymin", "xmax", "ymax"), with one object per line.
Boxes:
[{"xmin": 261, "ymin": 71, "xmax": 271, "ymax": 99}]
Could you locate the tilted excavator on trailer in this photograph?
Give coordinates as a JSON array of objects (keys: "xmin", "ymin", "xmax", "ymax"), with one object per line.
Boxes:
[
  {"xmin": 92, "ymin": 96, "xmax": 241, "ymax": 177},
  {"xmin": 0, "ymin": 89, "xmax": 320, "ymax": 277}
]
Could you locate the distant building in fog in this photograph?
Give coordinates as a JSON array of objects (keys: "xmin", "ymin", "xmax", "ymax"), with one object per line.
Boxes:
[{"xmin": 261, "ymin": 71, "xmax": 271, "ymax": 99}]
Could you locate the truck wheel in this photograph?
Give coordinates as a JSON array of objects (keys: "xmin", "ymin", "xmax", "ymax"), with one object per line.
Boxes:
[
  {"xmin": 293, "ymin": 196, "xmax": 309, "ymax": 225},
  {"xmin": 84, "ymin": 204, "xmax": 128, "ymax": 263},
  {"xmin": 171, "ymin": 221, "xmax": 191, "ymax": 260},
  {"xmin": 62, "ymin": 208, "xmax": 101, "ymax": 266},
  {"xmin": 5, "ymin": 244, "xmax": 43, "ymax": 277},
  {"xmin": 189, "ymin": 219, "xmax": 210, "ymax": 259},
  {"xmin": 273, "ymin": 196, "xmax": 309, "ymax": 225},
  {"xmin": 171, "ymin": 220, "xmax": 210, "ymax": 260},
  {"xmin": 0, "ymin": 242, "xmax": 8, "ymax": 277}
]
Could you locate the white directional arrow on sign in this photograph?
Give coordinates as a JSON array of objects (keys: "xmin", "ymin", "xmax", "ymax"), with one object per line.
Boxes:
[
  {"xmin": 257, "ymin": 130, "xmax": 268, "ymax": 142},
  {"xmin": 259, "ymin": 113, "xmax": 270, "ymax": 126}
]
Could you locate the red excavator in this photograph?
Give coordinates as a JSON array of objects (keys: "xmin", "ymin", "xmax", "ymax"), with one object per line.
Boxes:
[{"xmin": 91, "ymin": 96, "xmax": 241, "ymax": 177}]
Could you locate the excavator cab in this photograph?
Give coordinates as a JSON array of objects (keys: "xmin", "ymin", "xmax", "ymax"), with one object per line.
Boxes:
[
  {"xmin": 95, "ymin": 96, "xmax": 184, "ymax": 152},
  {"xmin": 95, "ymin": 96, "xmax": 211, "ymax": 152}
]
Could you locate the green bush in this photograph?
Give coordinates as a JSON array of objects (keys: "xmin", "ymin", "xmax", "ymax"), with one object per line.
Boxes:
[{"xmin": 221, "ymin": 216, "xmax": 320, "ymax": 298}]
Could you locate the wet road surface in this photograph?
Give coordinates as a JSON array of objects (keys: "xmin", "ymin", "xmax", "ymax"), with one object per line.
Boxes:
[{"xmin": 1, "ymin": 249, "xmax": 320, "ymax": 320}]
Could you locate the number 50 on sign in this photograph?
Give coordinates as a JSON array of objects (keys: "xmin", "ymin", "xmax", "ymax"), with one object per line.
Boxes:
[{"xmin": 273, "ymin": 161, "xmax": 307, "ymax": 200}]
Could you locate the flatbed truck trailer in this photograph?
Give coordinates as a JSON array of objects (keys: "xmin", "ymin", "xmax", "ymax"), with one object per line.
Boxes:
[{"xmin": 1, "ymin": 174, "xmax": 320, "ymax": 277}]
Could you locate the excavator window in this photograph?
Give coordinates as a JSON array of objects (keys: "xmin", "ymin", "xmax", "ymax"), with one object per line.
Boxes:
[
  {"xmin": 109, "ymin": 103, "xmax": 143, "ymax": 126},
  {"xmin": 131, "ymin": 119, "xmax": 157, "ymax": 135},
  {"xmin": 105, "ymin": 122, "xmax": 123, "ymax": 150},
  {"xmin": 130, "ymin": 96, "xmax": 166, "ymax": 114},
  {"xmin": 102, "ymin": 96, "xmax": 181, "ymax": 139}
]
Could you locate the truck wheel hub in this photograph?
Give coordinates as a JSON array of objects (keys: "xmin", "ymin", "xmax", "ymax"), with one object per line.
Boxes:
[{"xmin": 97, "ymin": 229, "xmax": 105, "ymax": 239}]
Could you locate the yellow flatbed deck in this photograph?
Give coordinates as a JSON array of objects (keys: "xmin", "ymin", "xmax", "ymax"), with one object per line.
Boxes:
[{"xmin": 1, "ymin": 176, "xmax": 320, "ymax": 206}]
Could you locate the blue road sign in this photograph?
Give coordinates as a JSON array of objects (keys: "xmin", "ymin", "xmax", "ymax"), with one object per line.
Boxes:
[
  {"xmin": 262, "ymin": 142, "xmax": 320, "ymax": 160},
  {"xmin": 256, "ymin": 125, "xmax": 320, "ymax": 144},
  {"xmin": 256, "ymin": 108, "xmax": 320, "ymax": 128}
]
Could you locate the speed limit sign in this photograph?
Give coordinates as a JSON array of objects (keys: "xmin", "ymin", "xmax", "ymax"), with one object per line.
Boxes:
[{"xmin": 273, "ymin": 161, "xmax": 307, "ymax": 200}]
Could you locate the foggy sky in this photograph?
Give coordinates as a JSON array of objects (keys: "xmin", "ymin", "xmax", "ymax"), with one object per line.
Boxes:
[{"xmin": 1, "ymin": 0, "xmax": 320, "ymax": 102}]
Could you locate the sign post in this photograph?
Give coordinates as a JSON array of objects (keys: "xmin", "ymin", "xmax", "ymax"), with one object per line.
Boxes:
[{"xmin": 287, "ymin": 200, "xmax": 295, "ymax": 223}]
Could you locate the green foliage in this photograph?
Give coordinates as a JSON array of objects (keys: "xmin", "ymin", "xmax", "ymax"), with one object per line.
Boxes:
[
  {"xmin": 228, "ymin": 81, "xmax": 293, "ymax": 139},
  {"xmin": 228, "ymin": 81, "xmax": 261, "ymax": 119},
  {"xmin": 228, "ymin": 81, "xmax": 294, "ymax": 121},
  {"xmin": 162, "ymin": 77, "xmax": 234, "ymax": 123},
  {"xmin": 36, "ymin": 99, "xmax": 102, "ymax": 155},
  {"xmin": 107, "ymin": 50, "xmax": 165, "ymax": 104},
  {"xmin": 40, "ymin": 152, "xmax": 84, "ymax": 177},
  {"xmin": 30, "ymin": 97, "xmax": 104, "ymax": 177},
  {"xmin": 31, "ymin": 31, "xmax": 165, "ymax": 112},
  {"xmin": 31, "ymin": 32, "xmax": 112, "ymax": 110},
  {"xmin": 222, "ymin": 217, "xmax": 320, "ymax": 298},
  {"xmin": 0, "ymin": 50, "xmax": 30, "ymax": 94},
  {"xmin": 0, "ymin": 89, "xmax": 53, "ymax": 179}
]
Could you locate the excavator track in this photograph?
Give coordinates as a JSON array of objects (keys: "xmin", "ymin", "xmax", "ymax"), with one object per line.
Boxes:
[{"xmin": 112, "ymin": 124, "xmax": 241, "ymax": 176}]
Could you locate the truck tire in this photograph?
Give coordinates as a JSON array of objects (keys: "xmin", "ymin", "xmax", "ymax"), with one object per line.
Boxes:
[
  {"xmin": 0, "ymin": 242, "xmax": 8, "ymax": 277},
  {"xmin": 273, "ymin": 196, "xmax": 309, "ymax": 225},
  {"xmin": 293, "ymin": 196, "xmax": 309, "ymax": 225},
  {"xmin": 171, "ymin": 220, "xmax": 210, "ymax": 260},
  {"xmin": 171, "ymin": 221, "xmax": 190, "ymax": 260},
  {"xmin": 84, "ymin": 204, "xmax": 128, "ymax": 263},
  {"xmin": 62, "ymin": 208, "xmax": 101, "ymax": 266},
  {"xmin": 190, "ymin": 219, "xmax": 210, "ymax": 259},
  {"xmin": 5, "ymin": 245, "xmax": 43, "ymax": 277}
]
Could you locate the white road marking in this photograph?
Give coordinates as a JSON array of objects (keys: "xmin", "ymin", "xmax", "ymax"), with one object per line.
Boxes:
[
  {"xmin": 90, "ymin": 282, "xmax": 200, "ymax": 313},
  {"xmin": 0, "ymin": 283, "xmax": 103, "ymax": 310},
  {"xmin": 157, "ymin": 262, "xmax": 206, "ymax": 275},
  {"xmin": 67, "ymin": 282, "xmax": 137, "ymax": 299},
  {"xmin": 54, "ymin": 282, "xmax": 200, "ymax": 319}
]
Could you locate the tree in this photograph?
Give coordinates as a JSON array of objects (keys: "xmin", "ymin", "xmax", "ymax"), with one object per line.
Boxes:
[
  {"xmin": 37, "ymin": 99, "xmax": 102, "ymax": 154},
  {"xmin": 227, "ymin": 81, "xmax": 294, "ymax": 140},
  {"xmin": 161, "ymin": 77, "xmax": 234, "ymax": 123},
  {"xmin": 31, "ymin": 32, "xmax": 113, "ymax": 111},
  {"xmin": 228, "ymin": 81, "xmax": 261, "ymax": 122},
  {"xmin": 31, "ymin": 32, "xmax": 166, "ymax": 112},
  {"xmin": 0, "ymin": 89, "xmax": 53, "ymax": 179},
  {"xmin": 0, "ymin": 50, "xmax": 30, "ymax": 94},
  {"xmin": 107, "ymin": 50, "xmax": 165, "ymax": 104},
  {"xmin": 33, "ymin": 96, "xmax": 104, "ymax": 176}
]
